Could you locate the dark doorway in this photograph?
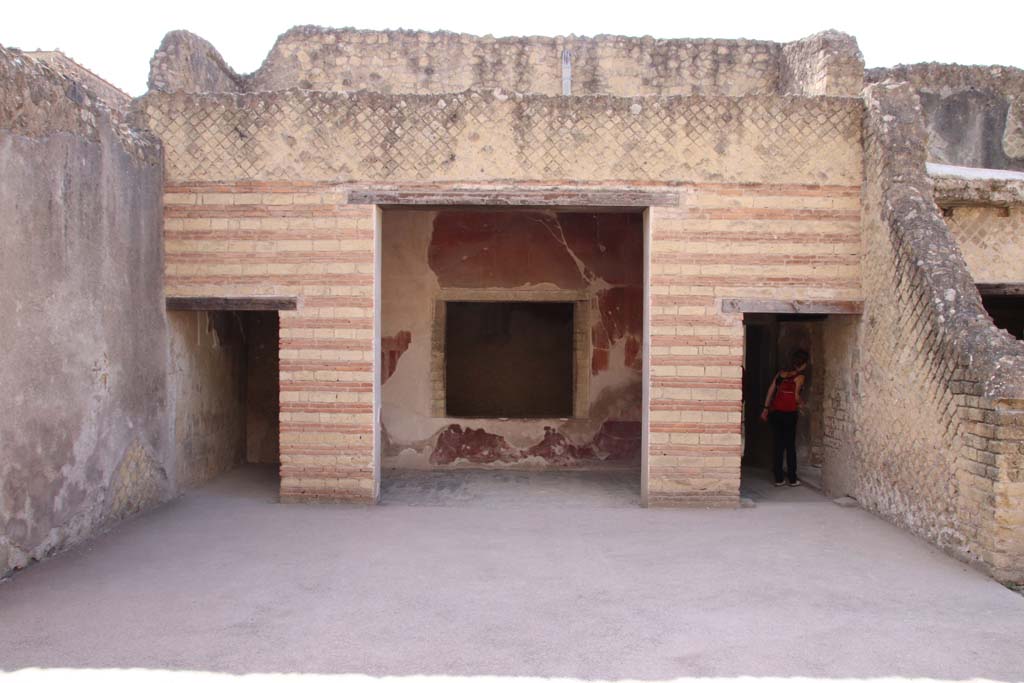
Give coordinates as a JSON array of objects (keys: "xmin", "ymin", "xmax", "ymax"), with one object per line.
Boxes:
[
  {"xmin": 980, "ymin": 293, "xmax": 1024, "ymax": 340},
  {"xmin": 445, "ymin": 301, "xmax": 575, "ymax": 418},
  {"xmin": 742, "ymin": 313, "xmax": 826, "ymax": 490},
  {"xmin": 240, "ymin": 311, "xmax": 280, "ymax": 465}
]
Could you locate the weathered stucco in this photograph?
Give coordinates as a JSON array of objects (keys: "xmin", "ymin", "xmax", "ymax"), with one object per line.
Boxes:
[
  {"xmin": 0, "ymin": 45, "xmax": 167, "ymax": 576},
  {"xmin": 381, "ymin": 209, "xmax": 642, "ymax": 470}
]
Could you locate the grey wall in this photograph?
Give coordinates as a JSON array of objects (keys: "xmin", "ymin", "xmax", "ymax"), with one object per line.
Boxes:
[
  {"xmin": 1, "ymin": 45, "xmax": 257, "ymax": 578},
  {"xmin": 0, "ymin": 48, "xmax": 168, "ymax": 575}
]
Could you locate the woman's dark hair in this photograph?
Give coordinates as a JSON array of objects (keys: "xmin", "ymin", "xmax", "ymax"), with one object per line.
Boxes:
[{"xmin": 791, "ymin": 349, "xmax": 810, "ymax": 369}]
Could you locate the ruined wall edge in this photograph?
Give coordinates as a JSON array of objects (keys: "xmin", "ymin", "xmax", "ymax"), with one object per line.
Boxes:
[{"xmin": 833, "ymin": 81, "xmax": 1024, "ymax": 582}]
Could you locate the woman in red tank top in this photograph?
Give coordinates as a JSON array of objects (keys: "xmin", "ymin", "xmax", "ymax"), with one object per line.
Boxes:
[{"xmin": 760, "ymin": 349, "xmax": 810, "ymax": 487}]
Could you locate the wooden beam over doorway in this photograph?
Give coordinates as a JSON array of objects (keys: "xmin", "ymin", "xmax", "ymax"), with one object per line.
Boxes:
[
  {"xmin": 976, "ymin": 283, "xmax": 1024, "ymax": 297},
  {"xmin": 166, "ymin": 296, "xmax": 299, "ymax": 311},
  {"xmin": 721, "ymin": 299, "xmax": 864, "ymax": 315},
  {"xmin": 347, "ymin": 184, "xmax": 679, "ymax": 207}
]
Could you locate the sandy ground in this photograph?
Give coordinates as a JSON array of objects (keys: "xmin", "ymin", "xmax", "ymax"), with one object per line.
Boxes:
[{"xmin": 1, "ymin": 465, "xmax": 1022, "ymax": 681}]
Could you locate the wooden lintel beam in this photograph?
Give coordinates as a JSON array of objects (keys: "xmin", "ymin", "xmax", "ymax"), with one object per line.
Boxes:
[
  {"xmin": 976, "ymin": 283, "xmax": 1024, "ymax": 297},
  {"xmin": 347, "ymin": 187, "xmax": 678, "ymax": 208},
  {"xmin": 166, "ymin": 296, "xmax": 299, "ymax": 311},
  {"xmin": 721, "ymin": 299, "xmax": 864, "ymax": 315}
]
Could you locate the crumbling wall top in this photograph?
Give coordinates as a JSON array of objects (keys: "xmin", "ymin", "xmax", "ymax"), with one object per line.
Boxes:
[
  {"xmin": 147, "ymin": 25, "xmax": 864, "ymax": 98},
  {"xmin": 870, "ymin": 63, "xmax": 1024, "ymax": 171},
  {"xmin": 867, "ymin": 63, "xmax": 1024, "ymax": 96},
  {"xmin": 780, "ymin": 30, "xmax": 864, "ymax": 97},
  {"xmin": 0, "ymin": 44, "xmax": 160, "ymax": 164},
  {"xmin": 26, "ymin": 50, "xmax": 131, "ymax": 111},
  {"xmin": 148, "ymin": 30, "xmax": 247, "ymax": 94},
  {"xmin": 864, "ymin": 80, "xmax": 1024, "ymax": 399}
]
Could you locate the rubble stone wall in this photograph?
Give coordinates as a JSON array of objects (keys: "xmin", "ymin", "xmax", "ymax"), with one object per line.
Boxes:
[
  {"xmin": 148, "ymin": 30, "xmax": 245, "ymax": 94},
  {"xmin": 149, "ymin": 27, "xmax": 864, "ymax": 98},
  {"xmin": 27, "ymin": 51, "xmax": 131, "ymax": 110},
  {"xmin": 780, "ymin": 31, "xmax": 864, "ymax": 97},
  {"xmin": 821, "ymin": 82, "xmax": 1024, "ymax": 582}
]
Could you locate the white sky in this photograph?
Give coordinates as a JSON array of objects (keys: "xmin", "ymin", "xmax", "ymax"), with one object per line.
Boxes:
[{"xmin": 2, "ymin": 0, "xmax": 1023, "ymax": 96}]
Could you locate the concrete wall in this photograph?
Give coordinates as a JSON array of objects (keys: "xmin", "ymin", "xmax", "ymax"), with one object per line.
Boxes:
[
  {"xmin": 148, "ymin": 27, "xmax": 864, "ymax": 98},
  {"xmin": 0, "ymin": 45, "xmax": 167, "ymax": 576},
  {"xmin": 381, "ymin": 209, "xmax": 642, "ymax": 470}
]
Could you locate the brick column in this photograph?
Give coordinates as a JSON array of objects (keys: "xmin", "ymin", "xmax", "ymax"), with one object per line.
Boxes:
[
  {"xmin": 275, "ymin": 201, "xmax": 377, "ymax": 503},
  {"xmin": 646, "ymin": 204, "xmax": 743, "ymax": 507}
]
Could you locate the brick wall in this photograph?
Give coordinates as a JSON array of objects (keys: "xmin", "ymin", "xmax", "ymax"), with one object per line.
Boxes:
[
  {"xmin": 647, "ymin": 184, "xmax": 861, "ymax": 506},
  {"xmin": 140, "ymin": 88, "xmax": 863, "ymax": 506},
  {"xmin": 164, "ymin": 183, "xmax": 376, "ymax": 502},
  {"xmin": 821, "ymin": 82, "xmax": 1024, "ymax": 583}
]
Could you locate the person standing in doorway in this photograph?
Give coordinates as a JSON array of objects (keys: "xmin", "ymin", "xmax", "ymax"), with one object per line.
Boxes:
[{"xmin": 760, "ymin": 349, "xmax": 810, "ymax": 487}]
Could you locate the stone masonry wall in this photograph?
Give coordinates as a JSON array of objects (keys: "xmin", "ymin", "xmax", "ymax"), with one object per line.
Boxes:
[
  {"xmin": 822, "ymin": 81, "xmax": 1024, "ymax": 582},
  {"xmin": 869, "ymin": 64, "xmax": 1024, "ymax": 172},
  {"xmin": 780, "ymin": 31, "xmax": 864, "ymax": 97},
  {"xmin": 138, "ymin": 87, "xmax": 863, "ymax": 506},
  {"xmin": 140, "ymin": 91, "xmax": 861, "ymax": 184},
  {"xmin": 0, "ymin": 45, "xmax": 167, "ymax": 576},
  {"xmin": 27, "ymin": 51, "xmax": 131, "ymax": 110},
  {"xmin": 148, "ymin": 27, "xmax": 864, "ymax": 98},
  {"xmin": 148, "ymin": 31, "xmax": 246, "ymax": 94}
]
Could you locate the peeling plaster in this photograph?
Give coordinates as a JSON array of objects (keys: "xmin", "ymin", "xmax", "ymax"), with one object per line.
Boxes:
[{"xmin": 381, "ymin": 209, "xmax": 643, "ymax": 469}]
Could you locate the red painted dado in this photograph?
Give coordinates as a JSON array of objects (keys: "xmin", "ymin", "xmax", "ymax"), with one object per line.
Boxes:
[{"xmin": 429, "ymin": 421, "xmax": 642, "ymax": 466}]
